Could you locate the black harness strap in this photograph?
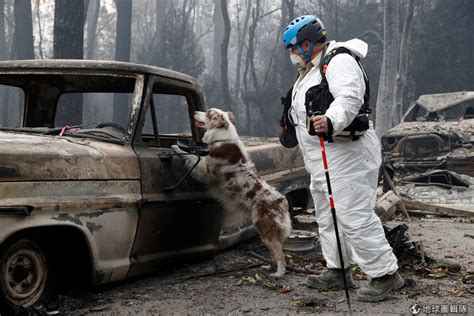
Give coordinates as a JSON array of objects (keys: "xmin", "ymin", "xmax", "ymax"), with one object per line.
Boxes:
[{"xmin": 306, "ymin": 46, "xmax": 371, "ymax": 141}]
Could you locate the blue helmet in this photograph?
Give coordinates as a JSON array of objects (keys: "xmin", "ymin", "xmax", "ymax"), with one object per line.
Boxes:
[{"xmin": 283, "ymin": 15, "xmax": 327, "ymax": 49}]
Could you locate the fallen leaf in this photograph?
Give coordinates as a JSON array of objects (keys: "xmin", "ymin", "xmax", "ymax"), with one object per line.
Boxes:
[
  {"xmin": 428, "ymin": 267, "xmax": 448, "ymax": 278},
  {"xmin": 255, "ymin": 273, "xmax": 262, "ymax": 282},
  {"xmin": 462, "ymin": 274, "xmax": 473, "ymax": 284},
  {"xmin": 449, "ymin": 289, "xmax": 465, "ymax": 297},
  {"xmin": 433, "ymin": 267, "xmax": 449, "ymax": 273},
  {"xmin": 236, "ymin": 279, "xmax": 244, "ymax": 286},
  {"xmin": 280, "ymin": 285, "xmax": 291, "ymax": 293},
  {"xmin": 292, "ymin": 300, "xmax": 304, "ymax": 307},
  {"xmin": 243, "ymin": 276, "xmax": 256, "ymax": 284},
  {"xmin": 264, "ymin": 281, "xmax": 278, "ymax": 289},
  {"xmin": 415, "ymin": 265, "xmax": 432, "ymax": 276},
  {"xmin": 352, "ymin": 267, "xmax": 367, "ymax": 281}
]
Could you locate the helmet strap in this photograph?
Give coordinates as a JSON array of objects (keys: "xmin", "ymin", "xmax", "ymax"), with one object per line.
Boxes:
[{"xmin": 296, "ymin": 42, "xmax": 315, "ymax": 64}]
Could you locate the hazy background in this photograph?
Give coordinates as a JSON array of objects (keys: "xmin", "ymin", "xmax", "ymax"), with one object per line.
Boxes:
[{"xmin": 1, "ymin": 0, "xmax": 473, "ymax": 137}]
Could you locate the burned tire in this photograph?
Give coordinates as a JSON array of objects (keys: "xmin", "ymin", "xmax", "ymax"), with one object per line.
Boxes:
[{"xmin": 0, "ymin": 237, "xmax": 56, "ymax": 313}]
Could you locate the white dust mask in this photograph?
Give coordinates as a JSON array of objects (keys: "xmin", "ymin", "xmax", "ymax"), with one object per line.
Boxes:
[{"xmin": 290, "ymin": 51, "xmax": 305, "ymax": 67}]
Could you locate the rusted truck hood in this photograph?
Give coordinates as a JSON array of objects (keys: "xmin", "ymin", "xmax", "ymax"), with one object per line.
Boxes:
[
  {"xmin": 242, "ymin": 136, "xmax": 304, "ymax": 176},
  {"xmin": 0, "ymin": 132, "xmax": 140, "ymax": 181},
  {"xmin": 384, "ymin": 119, "xmax": 473, "ymax": 140}
]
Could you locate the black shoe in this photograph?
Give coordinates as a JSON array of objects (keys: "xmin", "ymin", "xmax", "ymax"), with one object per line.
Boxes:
[
  {"xmin": 306, "ymin": 268, "xmax": 355, "ymax": 289},
  {"xmin": 357, "ymin": 271, "xmax": 404, "ymax": 302}
]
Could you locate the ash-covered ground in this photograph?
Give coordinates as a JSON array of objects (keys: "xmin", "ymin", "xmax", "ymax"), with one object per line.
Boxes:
[{"xmin": 44, "ymin": 215, "xmax": 473, "ymax": 315}]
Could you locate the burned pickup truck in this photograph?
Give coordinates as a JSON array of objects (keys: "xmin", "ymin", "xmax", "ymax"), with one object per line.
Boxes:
[
  {"xmin": 0, "ymin": 60, "xmax": 310, "ymax": 312},
  {"xmin": 382, "ymin": 91, "xmax": 474, "ymax": 177},
  {"xmin": 381, "ymin": 92, "xmax": 474, "ymax": 211}
]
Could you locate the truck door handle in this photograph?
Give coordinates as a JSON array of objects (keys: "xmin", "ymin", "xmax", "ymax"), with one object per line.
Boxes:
[{"xmin": 158, "ymin": 152, "xmax": 173, "ymax": 161}]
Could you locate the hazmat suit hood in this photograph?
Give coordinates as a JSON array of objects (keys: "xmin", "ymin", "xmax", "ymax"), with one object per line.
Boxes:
[{"xmin": 326, "ymin": 39, "xmax": 368, "ymax": 59}]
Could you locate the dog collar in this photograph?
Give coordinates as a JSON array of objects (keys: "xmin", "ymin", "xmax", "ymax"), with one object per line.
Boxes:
[{"xmin": 207, "ymin": 139, "xmax": 231, "ymax": 145}]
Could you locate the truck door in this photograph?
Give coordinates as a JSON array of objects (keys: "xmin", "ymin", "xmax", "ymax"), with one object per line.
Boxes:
[{"xmin": 128, "ymin": 76, "xmax": 223, "ymax": 277}]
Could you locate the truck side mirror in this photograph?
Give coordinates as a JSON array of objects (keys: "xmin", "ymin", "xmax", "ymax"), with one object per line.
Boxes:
[
  {"xmin": 177, "ymin": 139, "xmax": 209, "ymax": 156},
  {"xmin": 164, "ymin": 139, "xmax": 209, "ymax": 192}
]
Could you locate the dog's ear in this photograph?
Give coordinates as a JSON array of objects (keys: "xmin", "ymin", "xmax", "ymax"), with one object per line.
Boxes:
[
  {"xmin": 217, "ymin": 113, "xmax": 229, "ymax": 129},
  {"xmin": 227, "ymin": 112, "xmax": 236, "ymax": 124},
  {"xmin": 210, "ymin": 112, "xmax": 229, "ymax": 129}
]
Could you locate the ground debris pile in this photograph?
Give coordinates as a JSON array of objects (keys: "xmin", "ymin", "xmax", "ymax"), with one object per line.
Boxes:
[
  {"xmin": 383, "ymin": 222, "xmax": 468, "ymax": 290},
  {"xmin": 384, "ymin": 224, "xmax": 429, "ymax": 266},
  {"xmin": 384, "ymin": 223, "xmax": 463, "ymax": 273}
]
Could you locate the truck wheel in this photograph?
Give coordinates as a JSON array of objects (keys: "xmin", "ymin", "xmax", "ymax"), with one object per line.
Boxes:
[{"xmin": 0, "ymin": 237, "xmax": 56, "ymax": 312}]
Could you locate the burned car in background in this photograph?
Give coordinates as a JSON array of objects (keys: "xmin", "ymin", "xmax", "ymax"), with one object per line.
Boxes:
[
  {"xmin": 0, "ymin": 60, "xmax": 310, "ymax": 312},
  {"xmin": 381, "ymin": 92, "xmax": 474, "ymax": 211}
]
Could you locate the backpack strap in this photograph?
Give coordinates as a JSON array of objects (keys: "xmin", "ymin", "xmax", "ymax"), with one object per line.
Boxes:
[
  {"xmin": 318, "ymin": 47, "xmax": 371, "ymax": 141},
  {"xmin": 320, "ymin": 47, "xmax": 367, "ymax": 83},
  {"xmin": 319, "ymin": 47, "xmax": 371, "ymax": 115}
]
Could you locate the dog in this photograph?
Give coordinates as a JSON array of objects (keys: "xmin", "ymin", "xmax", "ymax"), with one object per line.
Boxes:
[{"xmin": 172, "ymin": 108, "xmax": 292, "ymax": 278}]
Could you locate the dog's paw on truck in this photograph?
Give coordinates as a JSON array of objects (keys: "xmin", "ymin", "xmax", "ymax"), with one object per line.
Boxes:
[{"xmin": 0, "ymin": 60, "xmax": 311, "ymax": 312}]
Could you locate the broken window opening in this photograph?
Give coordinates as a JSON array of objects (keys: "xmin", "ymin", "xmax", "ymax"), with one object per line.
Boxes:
[{"xmin": 0, "ymin": 85, "xmax": 25, "ymax": 128}]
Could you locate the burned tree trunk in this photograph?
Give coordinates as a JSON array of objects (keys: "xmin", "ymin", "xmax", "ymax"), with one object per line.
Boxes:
[
  {"xmin": 234, "ymin": 0, "xmax": 251, "ymax": 104},
  {"xmin": 54, "ymin": 0, "xmax": 84, "ymax": 59},
  {"xmin": 277, "ymin": 0, "xmax": 296, "ymax": 90},
  {"xmin": 375, "ymin": 1, "xmax": 400, "ymax": 138},
  {"xmin": 213, "ymin": 0, "xmax": 223, "ymax": 85},
  {"xmin": 0, "ymin": 0, "xmax": 6, "ymax": 60},
  {"xmin": 114, "ymin": 0, "xmax": 131, "ymax": 62},
  {"xmin": 54, "ymin": 0, "xmax": 84, "ymax": 125},
  {"xmin": 467, "ymin": 2, "xmax": 474, "ymax": 90},
  {"xmin": 393, "ymin": 0, "xmax": 415, "ymax": 124},
  {"xmin": 247, "ymin": 5, "xmax": 261, "ymax": 93},
  {"xmin": 35, "ymin": 0, "xmax": 45, "ymax": 59},
  {"xmin": 220, "ymin": 0, "xmax": 231, "ymax": 109},
  {"xmin": 86, "ymin": 0, "xmax": 101, "ymax": 59},
  {"xmin": 155, "ymin": 0, "xmax": 169, "ymax": 51},
  {"xmin": 113, "ymin": 0, "xmax": 132, "ymax": 127},
  {"xmin": 14, "ymin": 0, "xmax": 34, "ymax": 59}
]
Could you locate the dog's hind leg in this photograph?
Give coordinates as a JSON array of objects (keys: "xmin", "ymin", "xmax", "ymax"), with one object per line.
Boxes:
[{"xmin": 262, "ymin": 238, "xmax": 286, "ymax": 278}]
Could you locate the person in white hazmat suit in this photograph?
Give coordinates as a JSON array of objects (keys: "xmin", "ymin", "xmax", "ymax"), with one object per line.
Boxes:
[{"xmin": 281, "ymin": 15, "xmax": 404, "ymax": 302}]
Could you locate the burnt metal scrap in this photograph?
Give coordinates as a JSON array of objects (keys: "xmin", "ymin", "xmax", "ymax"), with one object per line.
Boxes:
[
  {"xmin": 382, "ymin": 92, "xmax": 474, "ymax": 214},
  {"xmin": 395, "ymin": 170, "xmax": 474, "ymax": 213},
  {"xmin": 383, "ymin": 224, "xmax": 462, "ymax": 274},
  {"xmin": 382, "ymin": 91, "xmax": 474, "ymax": 177},
  {"xmin": 384, "ymin": 224, "xmax": 430, "ymax": 266},
  {"xmin": 399, "ymin": 169, "xmax": 471, "ymax": 188}
]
